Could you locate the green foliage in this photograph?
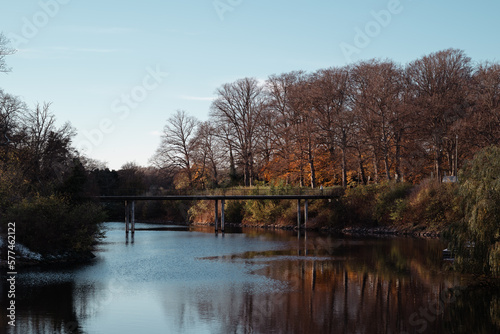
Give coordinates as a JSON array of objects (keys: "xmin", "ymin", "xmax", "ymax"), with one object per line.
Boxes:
[
  {"xmin": 447, "ymin": 146, "xmax": 500, "ymax": 275},
  {"xmin": 373, "ymin": 182, "xmax": 413, "ymax": 223},
  {"xmin": 341, "ymin": 182, "xmax": 412, "ymax": 225},
  {"xmin": 244, "ymin": 199, "xmax": 289, "ymax": 224},
  {"xmin": 5, "ymin": 195, "xmax": 106, "ymax": 254},
  {"xmin": 188, "ymin": 200, "xmax": 210, "ymax": 223}
]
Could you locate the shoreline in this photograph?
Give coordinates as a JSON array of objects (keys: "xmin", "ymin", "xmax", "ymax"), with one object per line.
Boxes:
[{"xmin": 189, "ymin": 221, "xmax": 443, "ymax": 238}]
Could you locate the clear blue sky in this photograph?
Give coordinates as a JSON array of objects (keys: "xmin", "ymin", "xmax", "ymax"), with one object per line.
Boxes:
[{"xmin": 1, "ymin": 0, "xmax": 499, "ymax": 170}]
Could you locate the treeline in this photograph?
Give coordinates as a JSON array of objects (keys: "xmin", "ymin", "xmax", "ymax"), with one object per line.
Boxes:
[
  {"xmin": 0, "ymin": 91, "xmax": 107, "ymax": 254},
  {"xmin": 151, "ymin": 48, "xmax": 500, "ymax": 189}
]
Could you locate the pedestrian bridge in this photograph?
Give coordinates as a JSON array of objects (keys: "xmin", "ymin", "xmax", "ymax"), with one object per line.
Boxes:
[{"xmin": 98, "ymin": 192, "xmax": 342, "ymax": 234}]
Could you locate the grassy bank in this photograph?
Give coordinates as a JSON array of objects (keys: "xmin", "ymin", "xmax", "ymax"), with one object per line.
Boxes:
[{"xmin": 188, "ymin": 181, "xmax": 461, "ymax": 236}]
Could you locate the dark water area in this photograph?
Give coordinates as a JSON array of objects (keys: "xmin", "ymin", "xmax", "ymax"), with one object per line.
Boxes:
[{"xmin": 1, "ymin": 222, "xmax": 499, "ymax": 334}]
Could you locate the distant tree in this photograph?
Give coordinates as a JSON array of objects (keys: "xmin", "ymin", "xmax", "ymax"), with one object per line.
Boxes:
[
  {"xmin": 407, "ymin": 49, "xmax": 473, "ymax": 181},
  {"xmin": 289, "ymin": 75, "xmax": 319, "ymax": 188},
  {"xmin": 217, "ymin": 121, "xmax": 240, "ymax": 184},
  {"xmin": 0, "ymin": 89, "xmax": 26, "ymax": 159},
  {"xmin": 265, "ymin": 71, "xmax": 306, "ymax": 184},
  {"xmin": 351, "ymin": 60, "xmax": 405, "ymax": 182},
  {"xmin": 15, "ymin": 103, "xmax": 76, "ymax": 190},
  {"xmin": 193, "ymin": 121, "xmax": 226, "ymax": 188},
  {"xmin": 462, "ymin": 63, "xmax": 500, "ymax": 148},
  {"xmin": 117, "ymin": 162, "xmax": 146, "ymax": 195},
  {"xmin": 210, "ymin": 78, "xmax": 266, "ymax": 186},
  {"xmin": 310, "ymin": 66, "xmax": 353, "ymax": 187},
  {"xmin": 0, "ymin": 33, "xmax": 16, "ymax": 73},
  {"xmin": 152, "ymin": 110, "xmax": 199, "ymax": 188}
]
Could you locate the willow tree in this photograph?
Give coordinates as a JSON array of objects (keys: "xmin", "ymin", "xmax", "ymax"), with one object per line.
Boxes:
[{"xmin": 448, "ymin": 146, "xmax": 500, "ymax": 275}]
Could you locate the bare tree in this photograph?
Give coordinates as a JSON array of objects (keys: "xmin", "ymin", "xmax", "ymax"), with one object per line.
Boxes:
[
  {"xmin": 265, "ymin": 71, "xmax": 308, "ymax": 185},
  {"xmin": 152, "ymin": 110, "xmax": 199, "ymax": 187},
  {"xmin": 0, "ymin": 33, "xmax": 16, "ymax": 73},
  {"xmin": 19, "ymin": 102, "xmax": 76, "ymax": 184},
  {"xmin": 351, "ymin": 60, "xmax": 405, "ymax": 182},
  {"xmin": 210, "ymin": 78, "xmax": 266, "ymax": 186},
  {"xmin": 0, "ymin": 89, "xmax": 26, "ymax": 150},
  {"xmin": 193, "ymin": 121, "xmax": 225, "ymax": 188},
  {"xmin": 467, "ymin": 62, "xmax": 500, "ymax": 146},
  {"xmin": 407, "ymin": 49, "xmax": 473, "ymax": 181},
  {"xmin": 310, "ymin": 66, "xmax": 353, "ymax": 188}
]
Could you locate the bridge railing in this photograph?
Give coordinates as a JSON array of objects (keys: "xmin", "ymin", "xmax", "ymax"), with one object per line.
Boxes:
[{"xmin": 141, "ymin": 186, "xmax": 344, "ymax": 197}]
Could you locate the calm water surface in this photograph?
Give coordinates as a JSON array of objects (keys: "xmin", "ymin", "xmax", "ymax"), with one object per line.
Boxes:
[{"xmin": 1, "ymin": 222, "xmax": 499, "ymax": 334}]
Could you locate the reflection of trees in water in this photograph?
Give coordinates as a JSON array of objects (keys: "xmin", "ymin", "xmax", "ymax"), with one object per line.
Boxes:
[
  {"xmin": 1, "ymin": 281, "xmax": 82, "ymax": 334},
  {"xmin": 444, "ymin": 287, "xmax": 500, "ymax": 334},
  {"xmin": 164, "ymin": 236, "xmax": 499, "ymax": 333}
]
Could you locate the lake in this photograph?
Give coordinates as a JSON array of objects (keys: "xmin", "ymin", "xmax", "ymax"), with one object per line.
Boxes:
[{"xmin": 1, "ymin": 222, "xmax": 499, "ymax": 334}]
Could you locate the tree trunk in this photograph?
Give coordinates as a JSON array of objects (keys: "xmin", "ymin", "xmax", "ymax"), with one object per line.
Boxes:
[
  {"xmin": 357, "ymin": 150, "xmax": 367, "ymax": 185},
  {"xmin": 308, "ymin": 141, "xmax": 316, "ymax": 189},
  {"xmin": 309, "ymin": 157, "xmax": 316, "ymax": 189},
  {"xmin": 383, "ymin": 153, "xmax": 391, "ymax": 181},
  {"xmin": 394, "ymin": 132, "xmax": 402, "ymax": 182},
  {"xmin": 341, "ymin": 148, "xmax": 347, "ymax": 188},
  {"xmin": 435, "ymin": 148, "xmax": 442, "ymax": 182},
  {"xmin": 372, "ymin": 148, "xmax": 379, "ymax": 183}
]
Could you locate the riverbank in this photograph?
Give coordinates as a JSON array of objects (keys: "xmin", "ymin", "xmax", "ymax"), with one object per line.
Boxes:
[
  {"xmin": 187, "ymin": 180, "xmax": 458, "ymax": 239},
  {"xmin": 190, "ymin": 220, "xmax": 444, "ymax": 238}
]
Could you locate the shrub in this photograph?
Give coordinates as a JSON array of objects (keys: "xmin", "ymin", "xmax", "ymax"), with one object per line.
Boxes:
[
  {"xmin": 5, "ymin": 195, "xmax": 106, "ymax": 254},
  {"xmin": 373, "ymin": 182, "xmax": 413, "ymax": 224},
  {"xmin": 405, "ymin": 180, "xmax": 459, "ymax": 228},
  {"xmin": 342, "ymin": 184, "xmax": 380, "ymax": 225},
  {"xmin": 244, "ymin": 199, "xmax": 289, "ymax": 224}
]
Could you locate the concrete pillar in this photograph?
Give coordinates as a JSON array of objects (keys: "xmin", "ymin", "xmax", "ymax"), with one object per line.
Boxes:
[
  {"xmin": 297, "ymin": 199, "xmax": 301, "ymax": 229},
  {"xmin": 304, "ymin": 199, "xmax": 308, "ymax": 229},
  {"xmin": 221, "ymin": 199, "xmax": 225, "ymax": 233},
  {"xmin": 131, "ymin": 200, "xmax": 136, "ymax": 234},
  {"xmin": 125, "ymin": 201, "xmax": 129, "ymax": 233},
  {"xmin": 214, "ymin": 199, "xmax": 219, "ymax": 233}
]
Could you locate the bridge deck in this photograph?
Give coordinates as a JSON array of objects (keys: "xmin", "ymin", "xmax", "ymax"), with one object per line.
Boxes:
[{"xmin": 98, "ymin": 194, "xmax": 339, "ymax": 201}]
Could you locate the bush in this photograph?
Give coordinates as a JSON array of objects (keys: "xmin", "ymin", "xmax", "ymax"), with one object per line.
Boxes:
[
  {"xmin": 342, "ymin": 184, "xmax": 380, "ymax": 225},
  {"xmin": 405, "ymin": 180, "xmax": 460, "ymax": 228},
  {"xmin": 5, "ymin": 195, "xmax": 106, "ymax": 254},
  {"xmin": 244, "ymin": 199, "xmax": 289, "ymax": 224},
  {"xmin": 373, "ymin": 182, "xmax": 413, "ymax": 224}
]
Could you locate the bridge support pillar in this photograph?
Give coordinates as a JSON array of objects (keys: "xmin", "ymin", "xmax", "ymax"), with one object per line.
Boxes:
[
  {"xmin": 131, "ymin": 200, "xmax": 135, "ymax": 234},
  {"xmin": 214, "ymin": 199, "xmax": 219, "ymax": 233},
  {"xmin": 304, "ymin": 199, "xmax": 308, "ymax": 229},
  {"xmin": 125, "ymin": 201, "xmax": 130, "ymax": 233},
  {"xmin": 221, "ymin": 199, "xmax": 225, "ymax": 233},
  {"xmin": 297, "ymin": 199, "xmax": 301, "ymax": 229}
]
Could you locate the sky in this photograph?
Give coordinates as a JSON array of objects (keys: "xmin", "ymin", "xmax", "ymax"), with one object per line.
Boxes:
[{"xmin": 1, "ymin": 0, "xmax": 499, "ymax": 170}]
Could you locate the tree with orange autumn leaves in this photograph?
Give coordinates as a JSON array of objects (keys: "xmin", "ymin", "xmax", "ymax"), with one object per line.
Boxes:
[{"xmin": 153, "ymin": 49, "xmax": 500, "ymax": 189}]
